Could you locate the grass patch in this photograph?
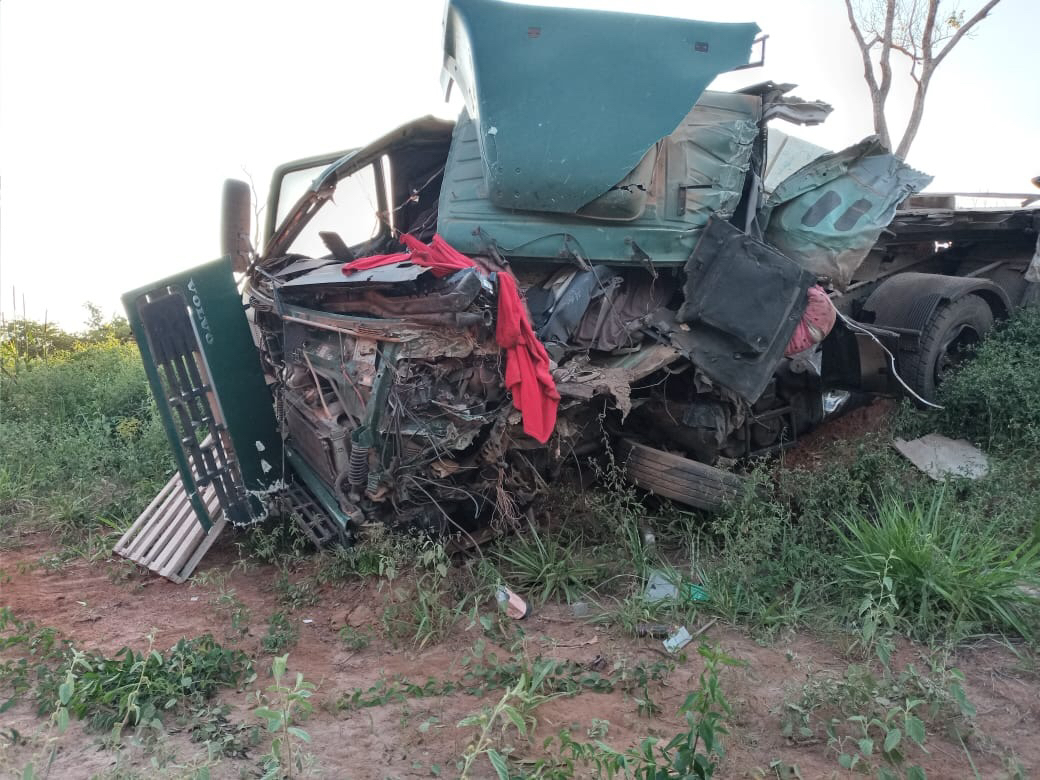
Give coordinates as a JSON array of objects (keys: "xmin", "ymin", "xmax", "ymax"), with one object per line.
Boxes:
[
  {"xmin": 0, "ymin": 340, "xmax": 172, "ymax": 549},
  {"xmin": 835, "ymin": 488, "xmax": 1040, "ymax": 641}
]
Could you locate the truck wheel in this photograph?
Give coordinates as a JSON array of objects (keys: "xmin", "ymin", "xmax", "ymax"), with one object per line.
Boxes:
[
  {"xmin": 620, "ymin": 440, "xmax": 744, "ymax": 512},
  {"xmin": 902, "ymin": 294, "xmax": 993, "ymax": 402}
]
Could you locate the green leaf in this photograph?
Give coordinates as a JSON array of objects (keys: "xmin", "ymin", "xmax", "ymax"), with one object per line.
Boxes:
[
  {"xmin": 858, "ymin": 737, "xmax": 874, "ymax": 756},
  {"xmin": 487, "ymin": 749, "xmax": 510, "ymax": 780},
  {"xmin": 838, "ymin": 753, "xmax": 855, "ymax": 769},
  {"xmin": 905, "ymin": 714, "xmax": 926, "ymax": 745},
  {"xmin": 287, "ymin": 726, "xmax": 311, "ymax": 743},
  {"xmin": 906, "ymin": 765, "xmax": 927, "ymax": 780},
  {"xmin": 56, "ymin": 708, "xmax": 69, "ymax": 734},
  {"xmin": 502, "ymin": 706, "xmax": 528, "ymax": 737},
  {"xmin": 883, "ymin": 727, "xmax": 902, "ymax": 754},
  {"xmin": 58, "ymin": 682, "xmax": 72, "ymax": 706},
  {"xmin": 272, "ymin": 654, "xmax": 288, "ymax": 680}
]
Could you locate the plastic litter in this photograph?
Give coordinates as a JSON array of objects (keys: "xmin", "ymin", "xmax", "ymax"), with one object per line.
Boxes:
[
  {"xmin": 663, "ymin": 626, "xmax": 693, "ymax": 653},
  {"xmin": 644, "ymin": 570, "xmax": 678, "ymax": 602},
  {"xmin": 496, "ymin": 586, "xmax": 530, "ymax": 619},
  {"xmin": 636, "ymin": 623, "xmax": 671, "ymax": 638},
  {"xmin": 644, "ymin": 569, "xmax": 709, "ymax": 603}
]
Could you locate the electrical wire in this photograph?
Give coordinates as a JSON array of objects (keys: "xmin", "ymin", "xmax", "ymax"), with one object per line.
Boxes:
[{"xmin": 833, "ymin": 308, "xmax": 944, "ymax": 410}]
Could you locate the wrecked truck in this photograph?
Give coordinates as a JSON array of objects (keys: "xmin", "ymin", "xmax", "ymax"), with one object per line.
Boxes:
[{"xmin": 117, "ymin": 0, "xmax": 1040, "ymax": 579}]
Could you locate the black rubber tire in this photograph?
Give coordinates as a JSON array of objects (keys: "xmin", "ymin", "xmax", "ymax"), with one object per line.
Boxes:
[
  {"xmin": 901, "ymin": 294, "xmax": 994, "ymax": 402},
  {"xmin": 620, "ymin": 440, "xmax": 744, "ymax": 512}
]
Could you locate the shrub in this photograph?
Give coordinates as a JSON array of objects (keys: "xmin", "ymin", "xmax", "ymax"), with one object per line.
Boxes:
[{"xmin": 934, "ymin": 305, "xmax": 1040, "ymax": 448}]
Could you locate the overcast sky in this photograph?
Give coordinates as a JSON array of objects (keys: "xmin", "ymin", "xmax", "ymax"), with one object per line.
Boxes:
[{"xmin": 1, "ymin": 0, "xmax": 1036, "ymax": 329}]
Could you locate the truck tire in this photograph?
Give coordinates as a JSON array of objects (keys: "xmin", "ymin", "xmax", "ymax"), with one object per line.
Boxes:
[
  {"xmin": 620, "ymin": 440, "xmax": 744, "ymax": 512},
  {"xmin": 901, "ymin": 294, "xmax": 993, "ymax": 402}
]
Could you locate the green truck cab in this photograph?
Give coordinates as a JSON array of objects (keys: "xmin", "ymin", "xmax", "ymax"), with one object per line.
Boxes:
[{"xmin": 122, "ymin": 0, "xmax": 1040, "ymax": 559}]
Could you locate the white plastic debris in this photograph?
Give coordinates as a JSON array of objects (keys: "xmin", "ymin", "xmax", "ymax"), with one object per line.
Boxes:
[
  {"xmin": 644, "ymin": 570, "xmax": 678, "ymax": 603},
  {"xmin": 663, "ymin": 626, "xmax": 693, "ymax": 653},
  {"xmin": 893, "ymin": 434, "xmax": 989, "ymax": 480}
]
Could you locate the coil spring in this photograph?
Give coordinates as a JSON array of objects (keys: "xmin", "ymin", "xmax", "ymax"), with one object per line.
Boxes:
[{"xmin": 347, "ymin": 444, "xmax": 370, "ymax": 488}]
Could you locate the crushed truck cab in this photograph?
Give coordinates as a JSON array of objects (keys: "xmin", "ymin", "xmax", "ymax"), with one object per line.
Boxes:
[{"xmin": 120, "ymin": 0, "xmax": 1039, "ymax": 575}]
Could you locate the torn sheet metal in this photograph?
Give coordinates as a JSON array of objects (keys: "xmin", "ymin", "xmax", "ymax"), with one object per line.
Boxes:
[
  {"xmin": 893, "ymin": 434, "xmax": 989, "ymax": 480},
  {"xmin": 441, "ymin": 0, "xmax": 759, "ymax": 214},
  {"xmin": 762, "ymin": 136, "xmax": 932, "ymax": 288}
]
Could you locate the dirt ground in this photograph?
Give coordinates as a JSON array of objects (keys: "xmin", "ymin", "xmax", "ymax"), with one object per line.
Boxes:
[{"xmin": 1, "ymin": 526, "xmax": 1037, "ymax": 780}]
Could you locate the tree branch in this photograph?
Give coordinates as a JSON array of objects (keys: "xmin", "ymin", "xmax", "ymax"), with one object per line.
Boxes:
[
  {"xmin": 933, "ymin": 0, "xmax": 1003, "ymax": 69},
  {"xmin": 844, "ymin": 0, "xmax": 891, "ymax": 147}
]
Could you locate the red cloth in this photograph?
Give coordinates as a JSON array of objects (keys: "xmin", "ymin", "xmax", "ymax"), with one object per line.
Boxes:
[{"xmin": 342, "ymin": 234, "xmax": 560, "ymax": 443}]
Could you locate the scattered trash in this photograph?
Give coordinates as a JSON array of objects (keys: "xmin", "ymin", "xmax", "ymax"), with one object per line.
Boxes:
[
  {"xmin": 663, "ymin": 626, "xmax": 693, "ymax": 653},
  {"xmin": 644, "ymin": 570, "xmax": 679, "ymax": 603},
  {"xmin": 302, "ymin": 619, "xmax": 314, "ymax": 624},
  {"xmin": 190, "ymin": 596, "xmax": 199, "ymax": 602},
  {"xmin": 636, "ymin": 623, "xmax": 671, "ymax": 638},
  {"xmin": 893, "ymin": 433, "xmax": 989, "ymax": 480},
  {"xmin": 686, "ymin": 583, "xmax": 710, "ymax": 602},
  {"xmin": 496, "ymin": 586, "xmax": 530, "ymax": 619},
  {"xmin": 644, "ymin": 569, "xmax": 710, "ymax": 603}
]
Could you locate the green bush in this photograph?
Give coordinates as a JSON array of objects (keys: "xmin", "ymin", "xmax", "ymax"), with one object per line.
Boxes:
[
  {"xmin": 934, "ymin": 305, "xmax": 1040, "ymax": 448},
  {"xmin": 0, "ymin": 340, "xmax": 172, "ymax": 536},
  {"xmin": 835, "ymin": 488, "xmax": 1040, "ymax": 640}
]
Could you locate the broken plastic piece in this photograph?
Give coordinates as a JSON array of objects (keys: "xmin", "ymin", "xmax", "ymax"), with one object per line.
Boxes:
[
  {"xmin": 644, "ymin": 570, "xmax": 679, "ymax": 603},
  {"xmin": 686, "ymin": 583, "xmax": 710, "ymax": 602},
  {"xmin": 664, "ymin": 626, "xmax": 693, "ymax": 653}
]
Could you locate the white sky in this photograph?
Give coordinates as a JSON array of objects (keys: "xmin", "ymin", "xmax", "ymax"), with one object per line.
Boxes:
[{"xmin": 1, "ymin": 0, "xmax": 1037, "ymax": 329}]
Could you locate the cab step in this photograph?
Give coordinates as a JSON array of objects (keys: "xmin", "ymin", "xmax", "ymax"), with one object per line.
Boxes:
[{"xmin": 113, "ymin": 473, "xmax": 226, "ymax": 583}]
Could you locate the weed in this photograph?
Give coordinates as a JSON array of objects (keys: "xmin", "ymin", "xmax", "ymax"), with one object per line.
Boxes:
[
  {"xmin": 0, "ymin": 610, "xmax": 252, "ymax": 742},
  {"xmin": 273, "ymin": 570, "xmax": 319, "ymax": 611},
  {"xmin": 782, "ymin": 656, "xmax": 977, "ymax": 777},
  {"xmin": 932, "ymin": 305, "xmax": 1040, "ymax": 449},
  {"xmin": 835, "ymin": 488, "xmax": 1040, "ymax": 640},
  {"xmin": 186, "ymin": 703, "xmax": 259, "ymax": 759},
  {"xmin": 530, "ymin": 644, "xmax": 743, "ymax": 779},
  {"xmin": 495, "ymin": 519, "xmax": 603, "ymax": 605},
  {"xmin": 191, "ymin": 570, "xmax": 251, "ymax": 638},
  {"xmin": 338, "ymin": 626, "xmax": 372, "ymax": 651},
  {"xmin": 456, "ymin": 661, "xmax": 563, "ymax": 778},
  {"xmin": 262, "ymin": 612, "xmax": 299, "ymax": 655},
  {"xmin": 253, "ymin": 653, "xmax": 316, "ymax": 779}
]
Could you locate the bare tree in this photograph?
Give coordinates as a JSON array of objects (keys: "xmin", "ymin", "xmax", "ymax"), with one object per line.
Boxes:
[{"xmin": 843, "ymin": 0, "xmax": 1003, "ymax": 159}]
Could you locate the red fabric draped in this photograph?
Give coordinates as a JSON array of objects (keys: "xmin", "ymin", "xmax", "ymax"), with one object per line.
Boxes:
[{"xmin": 342, "ymin": 234, "xmax": 559, "ymax": 443}]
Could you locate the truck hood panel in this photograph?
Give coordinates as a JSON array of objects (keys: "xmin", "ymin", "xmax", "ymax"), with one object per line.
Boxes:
[{"xmin": 442, "ymin": 0, "xmax": 759, "ymax": 214}]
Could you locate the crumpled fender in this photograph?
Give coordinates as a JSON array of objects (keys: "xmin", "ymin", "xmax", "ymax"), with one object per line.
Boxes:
[{"xmin": 762, "ymin": 136, "xmax": 932, "ymax": 289}]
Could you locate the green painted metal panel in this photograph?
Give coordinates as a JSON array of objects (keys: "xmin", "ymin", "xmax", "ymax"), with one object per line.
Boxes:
[
  {"xmin": 438, "ymin": 92, "xmax": 761, "ymax": 264},
  {"xmin": 443, "ymin": 0, "xmax": 759, "ymax": 214},
  {"xmin": 762, "ymin": 137, "xmax": 933, "ymax": 288},
  {"xmin": 123, "ymin": 257, "xmax": 283, "ymax": 527}
]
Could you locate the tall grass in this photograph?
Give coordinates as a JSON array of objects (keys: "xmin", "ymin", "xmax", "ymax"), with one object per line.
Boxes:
[
  {"xmin": 0, "ymin": 339, "xmax": 172, "ymax": 541},
  {"xmin": 835, "ymin": 488, "xmax": 1040, "ymax": 640}
]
